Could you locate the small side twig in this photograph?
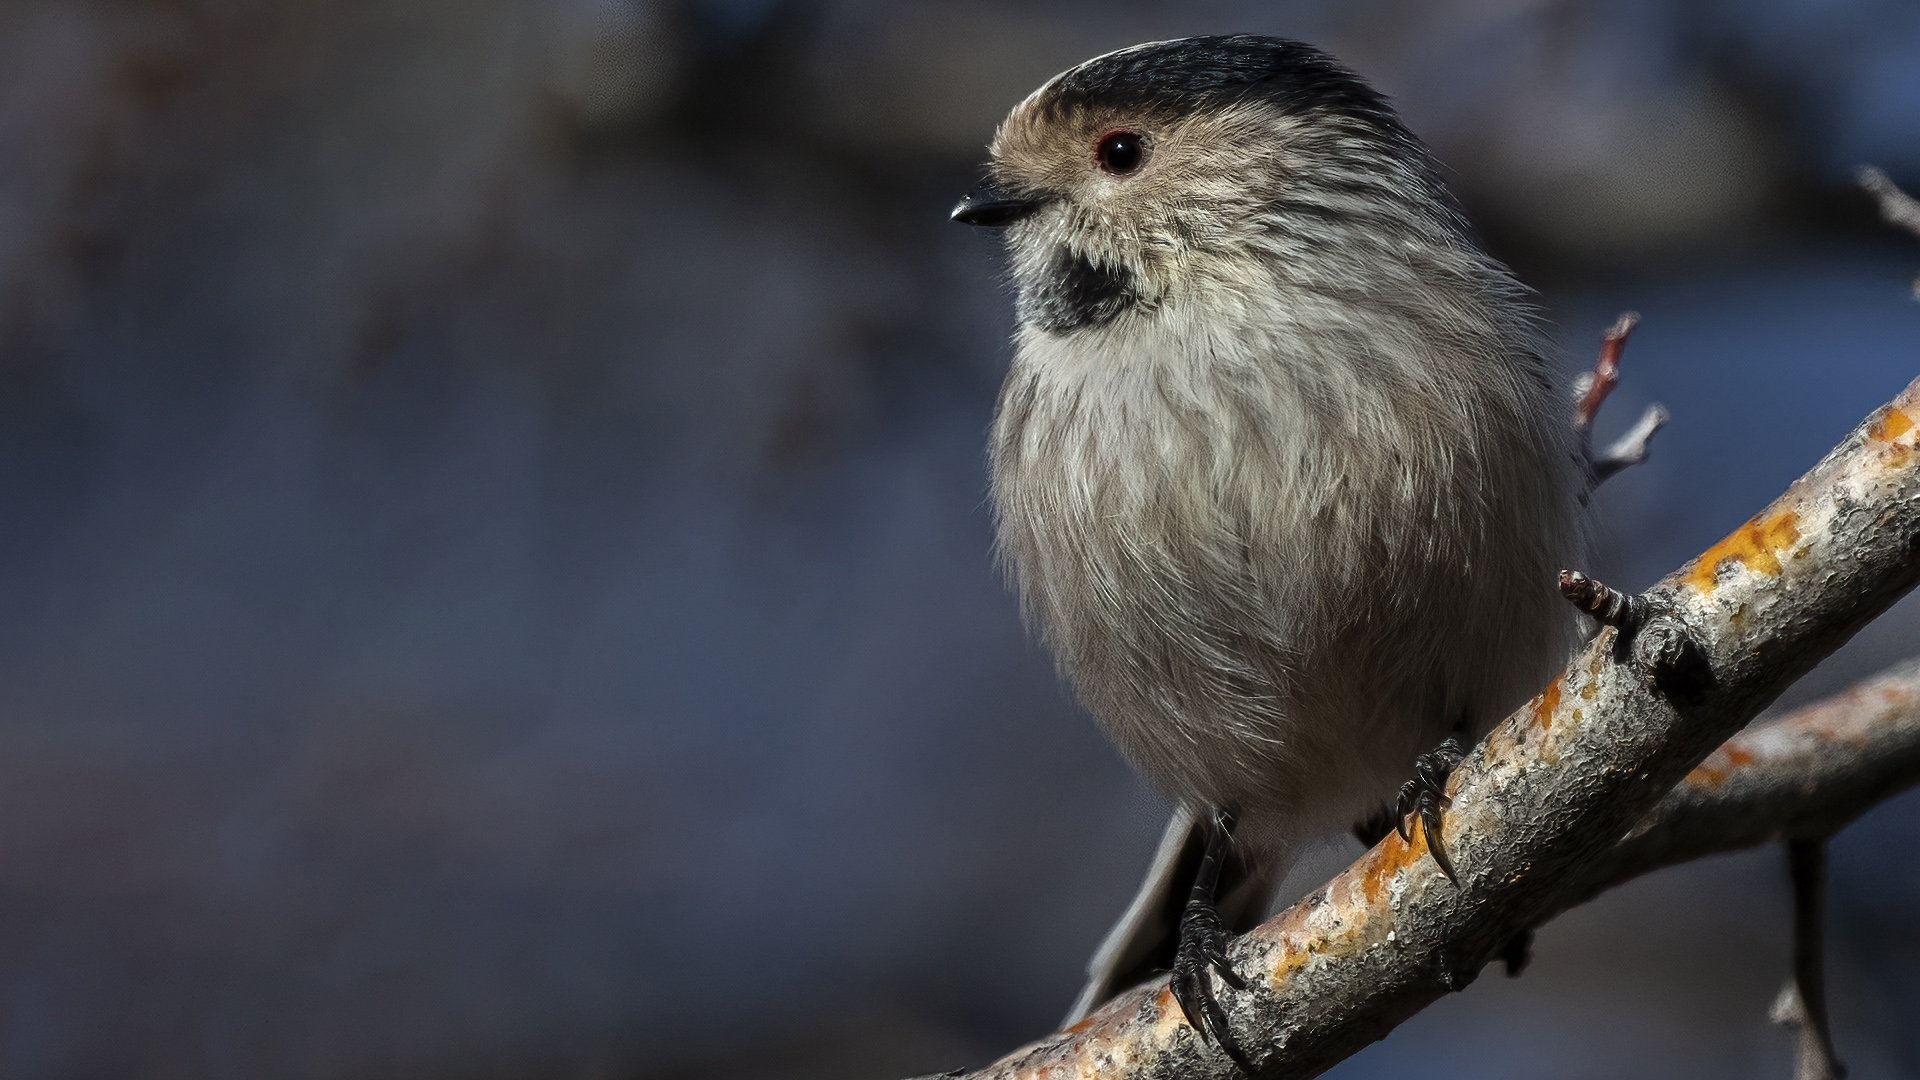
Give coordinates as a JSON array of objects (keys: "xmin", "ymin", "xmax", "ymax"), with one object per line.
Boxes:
[
  {"xmin": 1773, "ymin": 838, "xmax": 1846, "ymax": 1080},
  {"xmin": 1573, "ymin": 311, "xmax": 1638, "ymax": 434},
  {"xmin": 1860, "ymin": 165, "xmax": 1920, "ymax": 300},
  {"xmin": 1860, "ymin": 165, "xmax": 1920, "ymax": 242},
  {"xmin": 1558, "ymin": 569, "xmax": 1647, "ymax": 628},
  {"xmin": 1592, "ymin": 401, "xmax": 1669, "ymax": 482},
  {"xmin": 1573, "ymin": 312, "xmax": 1668, "ymax": 486}
]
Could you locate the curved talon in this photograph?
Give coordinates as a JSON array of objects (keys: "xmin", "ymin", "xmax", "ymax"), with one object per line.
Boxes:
[
  {"xmin": 1420, "ymin": 792, "xmax": 1457, "ymax": 886},
  {"xmin": 1171, "ymin": 916, "xmax": 1252, "ymax": 1070},
  {"xmin": 1396, "ymin": 737, "xmax": 1464, "ymax": 884}
]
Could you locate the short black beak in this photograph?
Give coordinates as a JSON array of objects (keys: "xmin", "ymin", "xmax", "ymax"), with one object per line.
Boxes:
[{"xmin": 951, "ymin": 179, "xmax": 1040, "ymax": 227}]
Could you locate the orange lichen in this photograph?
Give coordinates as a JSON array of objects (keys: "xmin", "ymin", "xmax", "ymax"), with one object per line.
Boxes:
[
  {"xmin": 1358, "ymin": 845, "xmax": 1398, "ymax": 906},
  {"xmin": 1529, "ymin": 678, "xmax": 1563, "ymax": 731},
  {"xmin": 1684, "ymin": 760, "xmax": 1726, "ymax": 787},
  {"xmin": 1684, "ymin": 743, "xmax": 1756, "ymax": 788},
  {"xmin": 1267, "ymin": 940, "xmax": 1313, "ymax": 982},
  {"xmin": 1685, "ymin": 509, "xmax": 1801, "ymax": 592},
  {"xmin": 1479, "ymin": 722, "xmax": 1522, "ymax": 768},
  {"xmin": 1258, "ymin": 846, "xmax": 1416, "ymax": 986},
  {"xmin": 1870, "ymin": 407, "xmax": 1913, "ymax": 443}
]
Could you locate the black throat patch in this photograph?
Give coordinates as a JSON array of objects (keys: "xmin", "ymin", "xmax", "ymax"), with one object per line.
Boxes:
[{"xmin": 1021, "ymin": 249, "xmax": 1138, "ymax": 334}]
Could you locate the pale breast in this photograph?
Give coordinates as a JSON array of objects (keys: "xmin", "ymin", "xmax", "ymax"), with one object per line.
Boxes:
[{"xmin": 990, "ymin": 314, "xmax": 1577, "ymax": 831}]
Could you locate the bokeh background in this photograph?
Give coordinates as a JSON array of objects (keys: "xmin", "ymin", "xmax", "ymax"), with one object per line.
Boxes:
[{"xmin": 1, "ymin": 0, "xmax": 1919, "ymax": 1076}]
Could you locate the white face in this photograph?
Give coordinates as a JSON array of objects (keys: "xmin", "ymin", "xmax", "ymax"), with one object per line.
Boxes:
[
  {"xmin": 955, "ymin": 38, "xmax": 1462, "ymax": 342},
  {"xmin": 985, "ymin": 97, "xmax": 1308, "ymax": 333}
]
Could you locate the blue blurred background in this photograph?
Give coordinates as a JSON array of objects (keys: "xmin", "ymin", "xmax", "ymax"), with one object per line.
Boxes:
[{"xmin": 0, "ymin": 0, "xmax": 1918, "ymax": 1076}]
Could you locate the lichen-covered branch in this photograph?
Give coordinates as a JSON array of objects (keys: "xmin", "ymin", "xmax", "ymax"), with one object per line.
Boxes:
[
  {"xmin": 1559, "ymin": 656, "xmax": 1920, "ymax": 902},
  {"xmin": 956, "ymin": 376, "xmax": 1920, "ymax": 1080}
]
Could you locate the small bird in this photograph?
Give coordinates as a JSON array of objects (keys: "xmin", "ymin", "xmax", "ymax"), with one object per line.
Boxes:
[{"xmin": 953, "ymin": 36, "xmax": 1582, "ymax": 1062}]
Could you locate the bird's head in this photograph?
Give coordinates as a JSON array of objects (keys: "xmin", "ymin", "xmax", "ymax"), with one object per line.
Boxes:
[{"xmin": 954, "ymin": 36, "xmax": 1464, "ymax": 338}]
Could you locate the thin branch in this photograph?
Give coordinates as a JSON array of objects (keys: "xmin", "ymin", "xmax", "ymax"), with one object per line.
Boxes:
[
  {"xmin": 1861, "ymin": 165, "xmax": 1920, "ymax": 300},
  {"xmin": 1774, "ymin": 980, "xmax": 1845, "ymax": 1080},
  {"xmin": 951, "ymin": 375, "xmax": 1920, "ymax": 1080},
  {"xmin": 1861, "ymin": 165, "xmax": 1920, "ymax": 242},
  {"xmin": 1573, "ymin": 311, "xmax": 1638, "ymax": 433},
  {"xmin": 1573, "ymin": 312, "xmax": 1668, "ymax": 485},
  {"xmin": 1593, "ymin": 402, "xmax": 1669, "ymax": 482},
  {"xmin": 1777, "ymin": 839, "xmax": 1846, "ymax": 1080}
]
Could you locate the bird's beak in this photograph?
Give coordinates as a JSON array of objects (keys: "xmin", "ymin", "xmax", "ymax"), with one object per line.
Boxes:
[{"xmin": 951, "ymin": 178, "xmax": 1041, "ymax": 227}]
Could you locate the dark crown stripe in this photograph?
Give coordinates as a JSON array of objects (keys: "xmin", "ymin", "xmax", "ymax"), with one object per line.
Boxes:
[{"xmin": 1041, "ymin": 35, "xmax": 1402, "ymax": 136}]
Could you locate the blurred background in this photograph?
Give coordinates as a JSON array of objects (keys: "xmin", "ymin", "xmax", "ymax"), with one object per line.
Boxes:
[{"xmin": 0, "ymin": 0, "xmax": 1918, "ymax": 1076}]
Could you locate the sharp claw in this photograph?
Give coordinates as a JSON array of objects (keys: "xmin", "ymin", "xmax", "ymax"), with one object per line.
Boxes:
[
  {"xmin": 1394, "ymin": 782, "xmax": 1416, "ymax": 842},
  {"xmin": 1173, "ymin": 977, "xmax": 1206, "ymax": 1032},
  {"xmin": 1205, "ymin": 992, "xmax": 1253, "ymax": 1072},
  {"xmin": 1399, "ymin": 738, "xmax": 1466, "ymax": 883},
  {"xmin": 1210, "ymin": 952, "xmax": 1248, "ymax": 991},
  {"xmin": 1420, "ymin": 794, "xmax": 1458, "ymax": 886},
  {"xmin": 1173, "ymin": 809, "xmax": 1254, "ymax": 1072}
]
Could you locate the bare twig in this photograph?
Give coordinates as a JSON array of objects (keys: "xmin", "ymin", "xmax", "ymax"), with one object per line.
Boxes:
[
  {"xmin": 1777, "ymin": 839, "xmax": 1846, "ymax": 1080},
  {"xmin": 1774, "ymin": 981, "xmax": 1845, "ymax": 1080},
  {"xmin": 1573, "ymin": 312, "xmax": 1668, "ymax": 485},
  {"xmin": 1573, "ymin": 311, "xmax": 1638, "ymax": 433},
  {"xmin": 1861, "ymin": 165, "xmax": 1920, "ymax": 242},
  {"xmin": 1861, "ymin": 165, "xmax": 1920, "ymax": 300},
  {"xmin": 1592, "ymin": 401, "xmax": 1669, "ymax": 482},
  {"xmin": 946, "ymin": 376, "xmax": 1920, "ymax": 1080}
]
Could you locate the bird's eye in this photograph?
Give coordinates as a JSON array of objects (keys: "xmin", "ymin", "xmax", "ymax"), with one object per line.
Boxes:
[{"xmin": 1096, "ymin": 131, "xmax": 1144, "ymax": 175}]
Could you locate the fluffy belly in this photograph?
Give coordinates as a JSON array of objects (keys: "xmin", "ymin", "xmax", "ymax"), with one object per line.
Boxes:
[{"xmin": 991, "ymin": 376, "xmax": 1569, "ymax": 836}]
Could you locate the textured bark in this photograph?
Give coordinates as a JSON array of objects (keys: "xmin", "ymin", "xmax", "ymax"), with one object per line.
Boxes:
[
  {"xmin": 954, "ymin": 375, "xmax": 1920, "ymax": 1080},
  {"xmin": 1562, "ymin": 656, "xmax": 1920, "ymax": 905}
]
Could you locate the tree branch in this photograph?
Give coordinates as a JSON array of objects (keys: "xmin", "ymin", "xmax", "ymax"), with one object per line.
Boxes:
[
  {"xmin": 1562, "ymin": 656, "xmax": 1920, "ymax": 900},
  {"xmin": 954, "ymin": 376, "xmax": 1920, "ymax": 1080}
]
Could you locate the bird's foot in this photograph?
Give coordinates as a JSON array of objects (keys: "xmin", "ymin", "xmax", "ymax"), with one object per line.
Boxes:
[
  {"xmin": 1171, "ymin": 892, "xmax": 1252, "ymax": 1070},
  {"xmin": 1396, "ymin": 736, "xmax": 1464, "ymax": 885}
]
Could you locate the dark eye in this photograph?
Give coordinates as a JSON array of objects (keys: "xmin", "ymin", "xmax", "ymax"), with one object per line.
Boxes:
[{"xmin": 1096, "ymin": 131, "xmax": 1144, "ymax": 174}]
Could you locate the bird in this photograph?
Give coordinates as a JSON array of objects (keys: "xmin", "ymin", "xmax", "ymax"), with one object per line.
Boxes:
[{"xmin": 951, "ymin": 35, "xmax": 1583, "ymax": 1064}]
